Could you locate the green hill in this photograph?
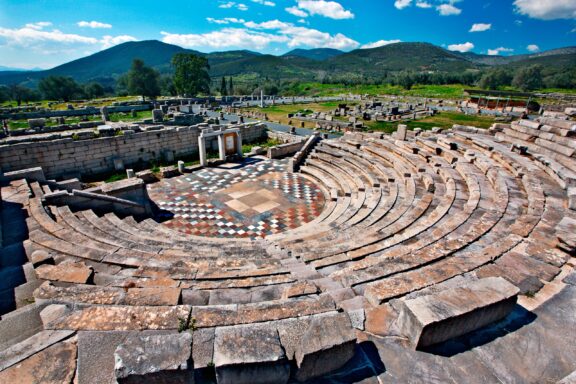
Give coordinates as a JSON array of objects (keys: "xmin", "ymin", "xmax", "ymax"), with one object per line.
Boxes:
[
  {"xmin": 282, "ymin": 48, "xmax": 344, "ymax": 61},
  {"xmin": 0, "ymin": 40, "xmax": 574, "ymax": 87}
]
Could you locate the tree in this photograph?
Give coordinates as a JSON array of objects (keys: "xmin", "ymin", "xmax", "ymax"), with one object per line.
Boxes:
[
  {"xmin": 126, "ymin": 59, "xmax": 161, "ymax": 101},
  {"xmin": 171, "ymin": 53, "xmax": 210, "ymax": 97},
  {"xmin": 159, "ymin": 75, "xmax": 177, "ymax": 96},
  {"xmin": 512, "ymin": 65, "xmax": 544, "ymax": 91},
  {"xmin": 228, "ymin": 77, "xmax": 234, "ymax": 95},
  {"xmin": 38, "ymin": 76, "xmax": 82, "ymax": 101},
  {"xmin": 478, "ymin": 68, "xmax": 512, "ymax": 90},
  {"xmin": 9, "ymin": 84, "xmax": 39, "ymax": 106},
  {"xmin": 220, "ymin": 77, "xmax": 228, "ymax": 96},
  {"xmin": 84, "ymin": 82, "xmax": 105, "ymax": 99},
  {"xmin": 0, "ymin": 85, "xmax": 9, "ymax": 103}
]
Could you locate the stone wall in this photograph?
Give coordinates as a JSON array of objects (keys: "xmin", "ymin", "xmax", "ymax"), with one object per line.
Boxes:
[
  {"xmin": 0, "ymin": 105, "xmax": 151, "ymax": 121},
  {"xmin": 0, "ymin": 123, "xmax": 267, "ymax": 180}
]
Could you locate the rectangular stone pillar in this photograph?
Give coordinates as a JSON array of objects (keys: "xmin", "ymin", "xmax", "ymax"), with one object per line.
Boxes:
[
  {"xmin": 236, "ymin": 133, "xmax": 243, "ymax": 157},
  {"xmin": 199, "ymin": 137, "xmax": 207, "ymax": 166},
  {"xmin": 397, "ymin": 124, "xmax": 407, "ymax": 141},
  {"xmin": 218, "ymin": 135, "xmax": 226, "ymax": 161}
]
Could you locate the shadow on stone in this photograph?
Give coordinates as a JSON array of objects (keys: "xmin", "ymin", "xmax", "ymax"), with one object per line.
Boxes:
[
  {"xmin": 309, "ymin": 341, "xmax": 386, "ymax": 384},
  {"xmin": 421, "ymin": 304, "xmax": 537, "ymax": 357}
]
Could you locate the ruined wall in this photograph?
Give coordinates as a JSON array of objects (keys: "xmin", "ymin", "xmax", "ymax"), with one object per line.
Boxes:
[{"xmin": 0, "ymin": 124, "xmax": 267, "ymax": 179}]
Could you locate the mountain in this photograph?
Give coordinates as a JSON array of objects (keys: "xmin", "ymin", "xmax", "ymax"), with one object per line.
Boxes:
[
  {"xmin": 0, "ymin": 65, "xmax": 42, "ymax": 71},
  {"xmin": 0, "ymin": 40, "xmax": 573, "ymax": 87},
  {"xmin": 456, "ymin": 46, "xmax": 576, "ymax": 66},
  {"xmin": 282, "ymin": 48, "xmax": 344, "ymax": 61},
  {"xmin": 326, "ymin": 42, "xmax": 477, "ymax": 75}
]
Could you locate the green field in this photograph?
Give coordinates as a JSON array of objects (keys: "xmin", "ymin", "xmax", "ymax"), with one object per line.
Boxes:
[
  {"xmin": 365, "ymin": 111, "xmax": 497, "ymax": 133},
  {"xmin": 288, "ymin": 83, "xmax": 471, "ymax": 99},
  {"xmin": 246, "ymin": 102, "xmax": 354, "ymax": 130}
]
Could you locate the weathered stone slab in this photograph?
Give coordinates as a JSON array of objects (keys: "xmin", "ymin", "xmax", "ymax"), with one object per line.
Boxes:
[
  {"xmin": 114, "ymin": 332, "xmax": 193, "ymax": 384},
  {"xmin": 192, "ymin": 327, "xmax": 215, "ymax": 369},
  {"xmin": 294, "ymin": 312, "xmax": 357, "ymax": 382},
  {"xmin": 214, "ymin": 322, "xmax": 290, "ymax": 384},
  {"xmin": 0, "ymin": 329, "xmax": 75, "ymax": 371},
  {"xmin": 123, "ymin": 287, "xmax": 181, "ymax": 306},
  {"xmin": 397, "ymin": 277, "xmax": 519, "ymax": 349},
  {"xmin": 47, "ymin": 305, "xmax": 192, "ymax": 331},
  {"xmin": 0, "ymin": 339, "xmax": 77, "ymax": 384},
  {"xmin": 35, "ymin": 261, "xmax": 94, "ymax": 284}
]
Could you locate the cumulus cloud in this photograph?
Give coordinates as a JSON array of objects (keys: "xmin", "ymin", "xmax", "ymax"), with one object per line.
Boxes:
[
  {"xmin": 101, "ymin": 35, "xmax": 137, "ymax": 48},
  {"xmin": 286, "ymin": 6, "xmax": 309, "ymax": 17},
  {"xmin": 0, "ymin": 23, "xmax": 136, "ymax": 53},
  {"xmin": 295, "ymin": 0, "xmax": 354, "ymax": 19},
  {"xmin": 161, "ymin": 28, "xmax": 286, "ymax": 50},
  {"xmin": 218, "ymin": 1, "xmax": 248, "ymax": 11},
  {"xmin": 487, "ymin": 47, "xmax": 514, "ymax": 55},
  {"xmin": 251, "ymin": 0, "xmax": 275, "ymax": 6},
  {"xmin": 394, "ymin": 0, "xmax": 412, "ymax": 10},
  {"xmin": 448, "ymin": 42, "xmax": 474, "ymax": 52},
  {"xmin": 527, "ymin": 44, "xmax": 540, "ymax": 52},
  {"xmin": 244, "ymin": 19, "xmax": 359, "ymax": 49},
  {"xmin": 24, "ymin": 22, "xmax": 52, "ymax": 30},
  {"xmin": 207, "ymin": 17, "xmax": 246, "ymax": 24},
  {"xmin": 470, "ymin": 23, "xmax": 491, "ymax": 32},
  {"xmin": 361, "ymin": 39, "xmax": 402, "ymax": 49},
  {"xmin": 514, "ymin": 0, "xmax": 576, "ymax": 20},
  {"xmin": 437, "ymin": 3, "xmax": 462, "ymax": 15},
  {"xmin": 416, "ymin": 2, "xmax": 432, "ymax": 8},
  {"xmin": 77, "ymin": 21, "xmax": 112, "ymax": 29}
]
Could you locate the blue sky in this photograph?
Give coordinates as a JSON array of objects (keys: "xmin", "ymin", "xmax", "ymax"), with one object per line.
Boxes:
[{"xmin": 0, "ymin": 0, "xmax": 574, "ymax": 69}]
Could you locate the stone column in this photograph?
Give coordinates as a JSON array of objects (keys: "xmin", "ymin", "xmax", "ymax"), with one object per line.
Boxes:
[
  {"xmin": 236, "ymin": 132, "xmax": 243, "ymax": 157},
  {"xmin": 218, "ymin": 134, "xmax": 226, "ymax": 161},
  {"xmin": 199, "ymin": 136, "xmax": 207, "ymax": 166}
]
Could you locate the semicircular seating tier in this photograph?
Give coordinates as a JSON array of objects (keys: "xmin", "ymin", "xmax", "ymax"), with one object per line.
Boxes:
[{"xmin": 1, "ymin": 115, "xmax": 575, "ymax": 384}]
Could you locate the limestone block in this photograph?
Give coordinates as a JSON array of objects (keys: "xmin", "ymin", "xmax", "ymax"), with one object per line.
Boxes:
[
  {"xmin": 397, "ymin": 124, "xmax": 407, "ymax": 141},
  {"xmin": 397, "ymin": 277, "xmax": 519, "ymax": 349},
  {"xmin": 293, "ymin": 312, "xmax": 357, "ymax": 382},
  {"xmin": 35, "ymin": 261, "xmax": 94, "ymax": 284},
  {"xmin": 214, "ymin": 323, "xmax": 290, "ymax": 384},
  {"xmin": 114, "ymin": 332, "xmax": 193, "ymax": 384}
]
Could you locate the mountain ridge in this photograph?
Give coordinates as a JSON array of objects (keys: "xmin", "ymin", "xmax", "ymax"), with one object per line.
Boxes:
[{"xmin": 0, "ymin": 40, "xmax": 574, "ymax": 86}]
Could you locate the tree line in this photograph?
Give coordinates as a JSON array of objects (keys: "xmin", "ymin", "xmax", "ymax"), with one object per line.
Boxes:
[{"xmin": 1, "ymin": 53, "xmax": 575, "ymax": 106}]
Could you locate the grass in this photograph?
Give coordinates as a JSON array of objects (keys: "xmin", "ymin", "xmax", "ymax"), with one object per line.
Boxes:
[
  {"xmin": 6, "ymin": 110, "xmax": 151, "ymax": 131},
  {"xmin": 242, "ymin": 137, "xmax": 282, "ymax": 153},
  {"xmin": 365, "ymin": 111, "xmax": 498, "ymax": 133},
  {"xmin": 104, "ymin": 172, "xmax": 127, "ymax": 183},
  {"xmin": 289, "ymin": 83, "xmax": 471, "ymax": 99},
  {"xmin": 246, "ymin": 102, "xmax": 356, "ymax": 130}
]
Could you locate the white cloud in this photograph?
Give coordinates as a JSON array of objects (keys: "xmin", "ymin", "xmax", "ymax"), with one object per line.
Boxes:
[
  {"xmin": 514, "ymin": 0, "xmax": 576, "ymax": 20},
  {"xmin": 487, "ymin": 47, "xmax": 514, "ymax": 55},
  {"xmin": 416, "ymin": 2, "xmax": 432, "ymax": 8},
  {"xmin": 527, "ymin": 44, "xmax": 540, "ymax": 52},
  {"xmin": 161, "ymin": 28, "xmax": 288, "ymax": 50},
  {"xmin": 77, "ymin": 21, "xmax": 112, "ymax": 29},
  {"xmin": 218, "ymin": 1, "xmax": 248, "ymax": 10},
  {"xmin": 206, "ymin": 17, "xmax": 245, "ymax": 24},
  {"xmin": 296, "ymin": 0, "xmax": 354, "ymax": 19},
  {"xmin": 24, "ymin": 22, "xmax": 52, "ymax": 30},
  {"xmin": 394, "ymin": 0, "xmax": 412, "ymax": 10},
  {"xmin": 448, "ymin": 42, "xmax": 474, "ymax": 52},
  {"xmin": 0, "ymin": 24, "xmax": 136, "ymax": 53},
  {"xmin": 470, "ymin": 23, "xmax": 491, "ymax": 32},
  {"xmin": 361, "ymin": 39, "xmax": 402, "ymax": 49},
  {"xmin": 286, "ymin": 6, "xmax": 309, "ymax": 17},
  {"xmin": 244, "ymin": 19, "xmax": 359, "ymax": 49},
  {"xmin": 251, "ymin": 0, "xmax": 275, "ymax": 6},
  {"xmin": 101, "ymin": 35, "xmax": 137, "ymax": 48},
  {"xmin": 437, "ymin": 3, "xmax": 462, "ymax": 15}
]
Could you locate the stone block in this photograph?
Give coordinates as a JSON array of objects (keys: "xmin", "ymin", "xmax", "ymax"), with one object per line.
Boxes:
[
  {"xmin": 293, "ymin": 312, "xmax": 357, "ymax": 382},
  {"xmin": 35, "ymin": 261, "xmax": 94, "ymax": 284},
  {"xmin": 396, "ymin": 124, "xmax": 407, "ymax": 141},
  {"xmin": 214, "ymin": 323, "xmax": 290, "ymax": 384},
  {"xmin": 114, "ymin": 332, "xmax": 193, "ymax": 384},
  {"xmin": 397, "ymin": 277, "xmax": 519, "ymax": 349}
]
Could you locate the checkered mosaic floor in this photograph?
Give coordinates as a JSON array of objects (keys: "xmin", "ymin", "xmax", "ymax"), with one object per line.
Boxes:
[{"xmin": 147, "ymin": 159, "xmax": 325, "ymax": 238}]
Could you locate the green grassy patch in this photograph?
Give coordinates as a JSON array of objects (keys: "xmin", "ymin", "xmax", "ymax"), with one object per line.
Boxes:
[
  {"xmin": 242, "ymin": 137, "xmax": 282, "ymax": 153},
  {"xmin": 365, "ymin": 111, "xmax": 497, "ymax": 133}
]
